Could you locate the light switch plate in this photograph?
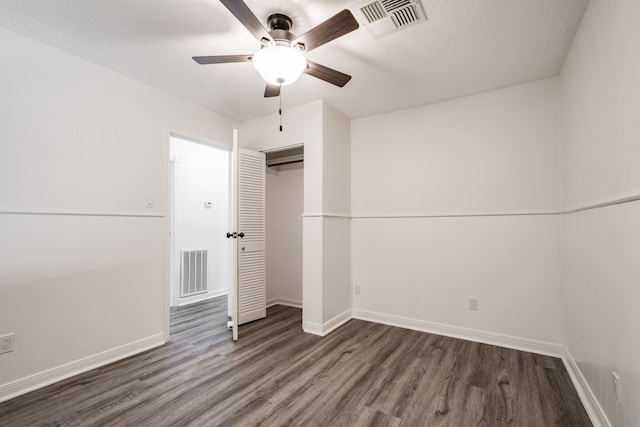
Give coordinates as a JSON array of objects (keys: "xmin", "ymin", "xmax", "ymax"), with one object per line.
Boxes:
[{"xmin": 144, "ymin": 193, "xmax": 155, "ymax": 208}]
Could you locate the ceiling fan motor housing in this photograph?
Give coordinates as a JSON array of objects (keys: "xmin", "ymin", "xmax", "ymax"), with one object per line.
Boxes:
[
  {"xmin": 267, "ymin": 14, "xmax": 299, "ymax": 47},
  {"xmin": 267, "ymin": 13, "xmax": 293, "ymax": 31}
]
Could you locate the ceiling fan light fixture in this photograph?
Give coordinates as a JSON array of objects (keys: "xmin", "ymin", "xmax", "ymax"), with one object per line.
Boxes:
[{"xmin": 252, "ymin": 45, "xmax": 307, "ymax": 86}]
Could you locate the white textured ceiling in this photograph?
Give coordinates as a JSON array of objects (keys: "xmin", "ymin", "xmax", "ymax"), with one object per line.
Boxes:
[{"xmin": 0, "ymin": 0, "xmax": 588, "ymax": 121}]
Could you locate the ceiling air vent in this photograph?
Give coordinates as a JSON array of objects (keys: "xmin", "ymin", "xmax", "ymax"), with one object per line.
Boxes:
[
  {"xmin": 360, "ymin": 1, "xmax": 386, "ymax": 23},
  {"xmin": 391, "ymin": 5, "xmax": 418, "ymax": 27},
  {"xmin": 354, "ymin": 0, "xmax": 426, "ymax": 39}
]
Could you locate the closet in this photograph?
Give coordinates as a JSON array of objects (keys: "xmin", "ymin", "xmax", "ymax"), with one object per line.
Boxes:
[{"xmin": 265, "ymin": 146, "xmax": 304, "ymax": 308}]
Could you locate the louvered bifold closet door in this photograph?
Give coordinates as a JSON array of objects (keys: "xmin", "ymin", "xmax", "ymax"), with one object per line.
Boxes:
[{"xmin": 237, "ymin": 148, "xmax": 266, "ymax": 325}]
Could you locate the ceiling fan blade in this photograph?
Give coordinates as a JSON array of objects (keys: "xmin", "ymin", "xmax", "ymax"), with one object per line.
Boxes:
[
  {"xmin": 293, "ymin": 9, "xmax": 359, "ymax": 52},
  {"xmin": 264, "ymin": 83, "xmax": 281, "ymax": 97},
  {"xmin": 304, "ymin": 61, "xmax": 352, "ymax": 87},
  {"xmin": 192, "ymin": 55, "xmax": 252, "ymax": 64},
  {"xmin": 220, "ymin": 0, "xmax": 273, "ymax": 43}
]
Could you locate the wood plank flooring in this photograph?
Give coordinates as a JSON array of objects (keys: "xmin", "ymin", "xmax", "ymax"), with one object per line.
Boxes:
[{"xmin": 0, "ymin": 297, "xmax": 592, "ymax": 426}]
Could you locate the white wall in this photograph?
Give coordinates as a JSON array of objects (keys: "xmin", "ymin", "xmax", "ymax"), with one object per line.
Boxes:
[
  {"xmin": 239, "ymin": 100, "xmax": 323, "ymax": 214},
  {"xmin": 559, "ymin": 0, "xmax": 640, "ymax": 425},
  {"xmin": 351, "ymin": 79, "xmax": 561, "ymax": 216},
  {"xmin": 351, "ymin": 79, "xmax": 564, "ymax": 349},
  {"xmin": 170, "ymin": 137, "xmax": 230, "ymax": 306},
  {"xmin": 0, "ymin": 27, "xmax": 237, "ymax": 401},
  {"xmin": 265, "ymin": 163, "xmax": 304, "ymax": 307},
  {"xmin": 321, "ymin": 103, "xmax": 352, "ymax": 329}
]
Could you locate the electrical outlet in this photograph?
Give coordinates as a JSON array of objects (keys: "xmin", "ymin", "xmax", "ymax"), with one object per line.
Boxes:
[
  {"xmin": 612, "ymin": 371, "xmax": 622, "ymax": 403},
  {"xmin": 469, "ymin": 297, "xmax": 479, "ymax": 311},
  {"xmin": 0, "ymin": 333, "xmax": 14, "ymax": 354},
  {"xmin": 354, "ymin": 283, "xmax": 361, "ymax": 295}
]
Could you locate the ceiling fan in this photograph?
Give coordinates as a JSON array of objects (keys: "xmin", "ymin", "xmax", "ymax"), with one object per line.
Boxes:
[{"xmin": 193, "ymin": 0, "xmax": 360, "ymax": 98}]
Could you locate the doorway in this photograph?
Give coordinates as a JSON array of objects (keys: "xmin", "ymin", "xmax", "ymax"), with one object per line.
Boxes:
[
  {"xmin": 265, "ymin": 146, "xmax": 304, "ymax": 308},
  {"xmin": 169, "ymin": 135, "xmax": 231, "ymax": 308},
  {"xmin": 166, "ymin": 136, "xmax": 301, "ymax": 340}
]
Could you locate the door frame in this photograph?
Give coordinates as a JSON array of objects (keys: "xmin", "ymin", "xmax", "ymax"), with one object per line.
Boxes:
[{"xmin": 164, "ymin": 131, "xmax": 233, "ymax": 341}]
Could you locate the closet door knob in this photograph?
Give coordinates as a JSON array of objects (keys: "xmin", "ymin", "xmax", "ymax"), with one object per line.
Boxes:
[{"xmin": 238, "ymin": 232, "xmax": 245, "ymax": 238}]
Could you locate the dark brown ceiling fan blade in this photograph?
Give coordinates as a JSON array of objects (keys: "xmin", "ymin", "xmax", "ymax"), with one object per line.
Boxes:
[
  {"xmin": 264, "ymin": 83, "xmax": 281, "ymax": 97},
  {"xmin": 220, "ymin": 0, "xmax": 273, "ymax": 43},
  {"xmin": 304, "ymin": 61, "xmax": 352, "ymax": 87},
  {"xmin": 192, "ymin": 55, "xmax": 252, "ymax": 64},
  {"xmin": 293, "ymin": 9, "xmax": 359, "ymax": 52}
]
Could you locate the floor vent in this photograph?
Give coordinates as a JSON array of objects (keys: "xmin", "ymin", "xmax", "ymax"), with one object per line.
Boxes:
[
  {"xmin": 354, "ymin": 0, "xmax": 426, "ymax": 39},
  {"xmin": 181, "ymin": 249, "xmax": 208, "ymax": 297}
]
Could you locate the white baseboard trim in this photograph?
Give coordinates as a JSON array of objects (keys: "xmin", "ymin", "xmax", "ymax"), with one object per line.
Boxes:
[
  {"xmin": 267, "ymin": 298, "xmax": 302, "ymax": 309},
  {"xmin": 279, "ymin": 298, "xmax": 302, "ymax": 308},
  {"xmin": 303, "ymin": 310, "xmax": 353, "ymax": 337},
  {"xmin": 352, "ymin": 309, "xmax": 564, "ymax": 357},
  {"xmin": 322, "ymin": 309, "xmax": 353, "ymax": 336},
  {"xmin": 177, "ymin": 289, "xmax": 227, "ymax": 307},
  {"xmin": 266, "ymin": 298, "xmax": 278, "ymax": 308},
  {"xmin": 561, "ymin": 348, "xmax": 612, "ymax": 427},
  {"xmin": 303, "ymin": 321, "xmax": 323, "ymax": 336},
  {"xmin": 0, "ymin": 333, "xmax": 165, "ymax": 403}
]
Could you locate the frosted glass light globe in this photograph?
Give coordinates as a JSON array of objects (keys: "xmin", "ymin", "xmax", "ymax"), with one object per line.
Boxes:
[{"xmin": 252, "ymin": 45, "xmax": 307, "ymax": 86}]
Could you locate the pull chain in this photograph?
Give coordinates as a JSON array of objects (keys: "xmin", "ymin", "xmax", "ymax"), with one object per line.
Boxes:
[{"xmin": 279, "ymin": 87, "xmax": 283, "ymax": 132}]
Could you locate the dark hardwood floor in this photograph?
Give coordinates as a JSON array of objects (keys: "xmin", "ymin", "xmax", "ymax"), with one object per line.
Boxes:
[{"xmin": 0, "ymin": 297, "xmax": 591, "ymax": 426}]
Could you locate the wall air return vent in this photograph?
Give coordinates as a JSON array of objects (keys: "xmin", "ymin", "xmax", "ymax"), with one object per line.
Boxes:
[
  {"xmin": 180, "ymin": 249, "xmax": 208, "ymax": 297},
  {"xmin": 354, "ymin": 0, "xmax": 426, "ymax": 39}
]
